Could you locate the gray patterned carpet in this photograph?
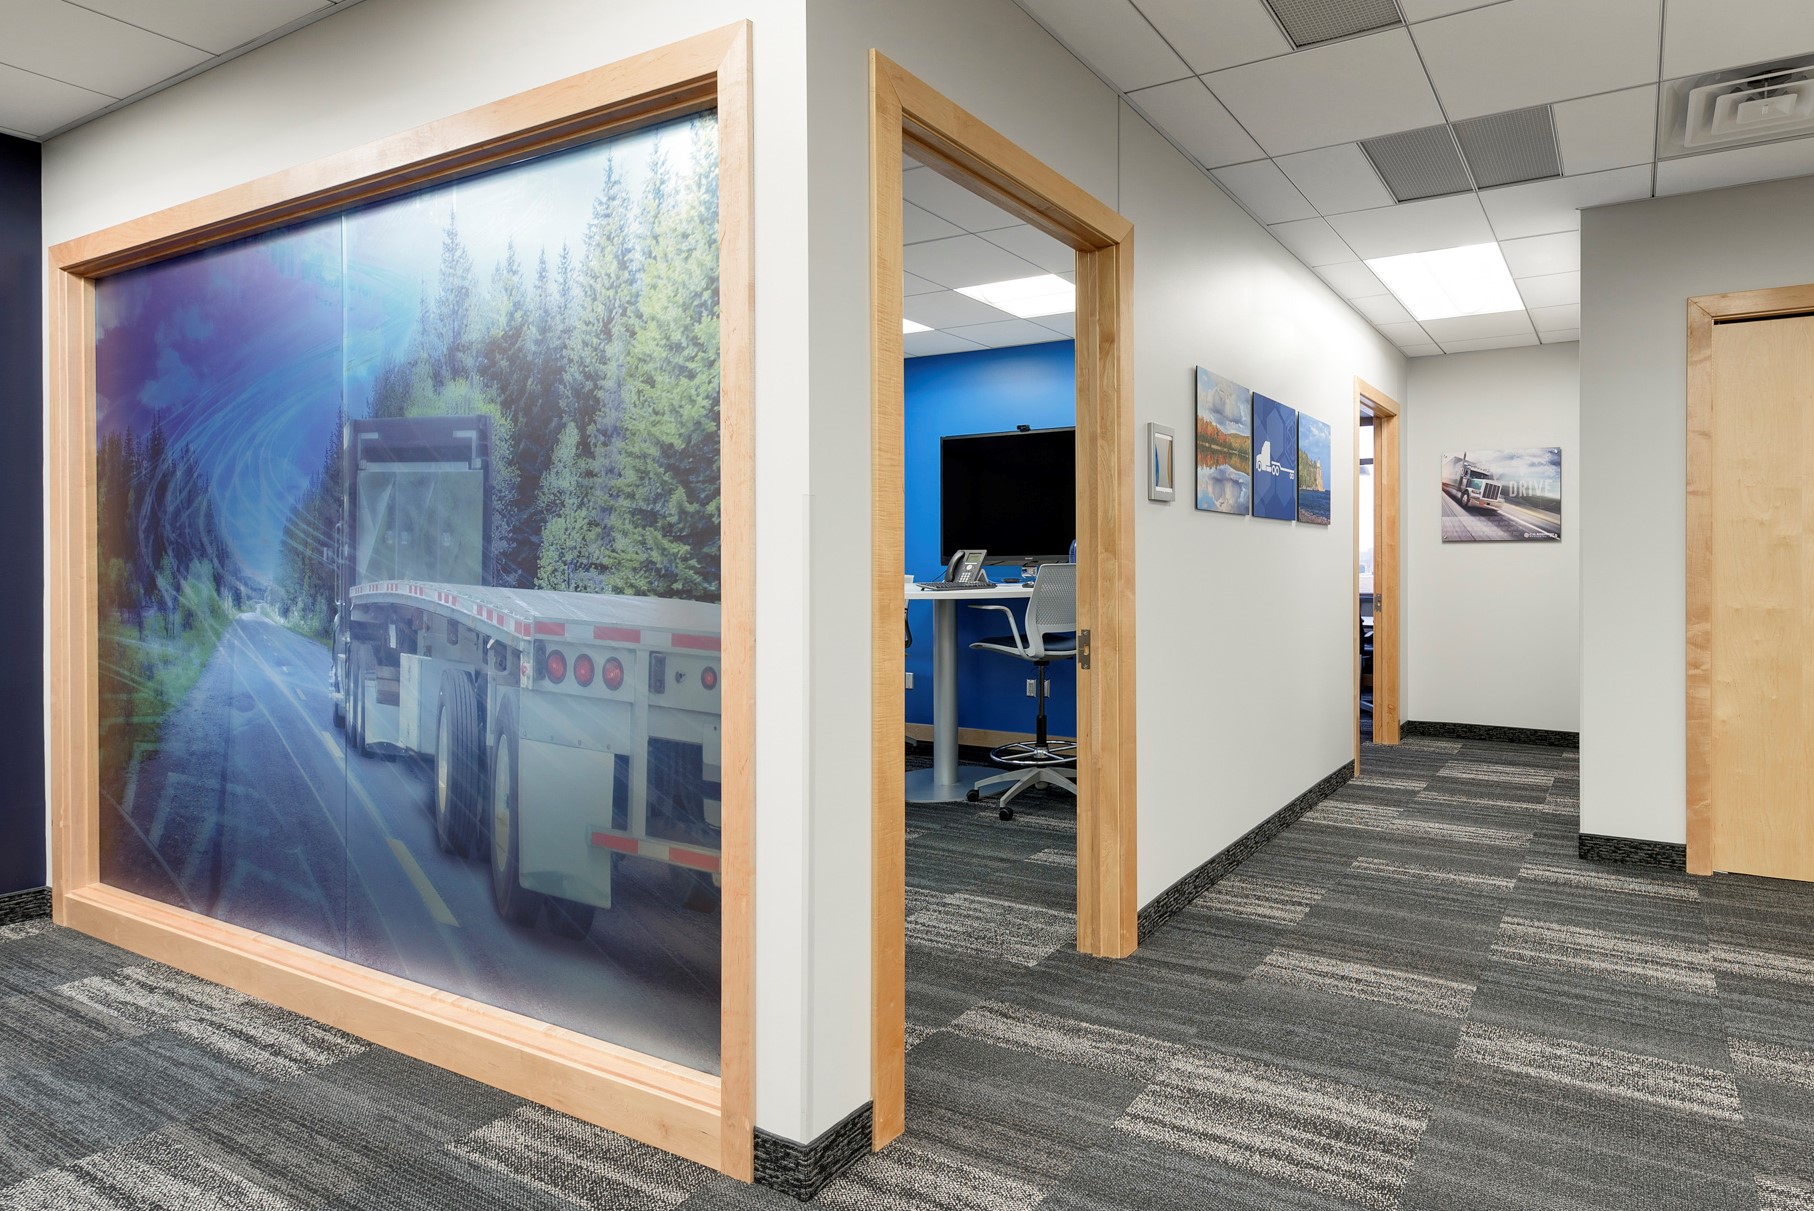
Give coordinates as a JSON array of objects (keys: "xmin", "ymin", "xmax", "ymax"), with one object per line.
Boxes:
[{"xmin": 4, "ymin": 736, "xmax": 1813, "ymax": 1209}]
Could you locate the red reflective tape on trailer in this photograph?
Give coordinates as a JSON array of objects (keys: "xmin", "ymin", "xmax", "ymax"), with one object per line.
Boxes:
[
  {"xmin": 670, "ymin": 847, "xmax": 720, "ymax": 873},
  {"xmin": 593, "ymin": 626, "xmax": 642, "ymax": 643},
  {"xmin": 533, "ymin": 621, "xmax": 566, "ymax": 637},
  {"xmin": 672, "ymin": 634, "xmax": 720, "ymax": 651},
  {"xmin": 588, "ymin": 832, "xmax": 637, "ymax": 854},
  {"xmin": 516, "ymin": 621, "xmax": 531, "ymax": 637}
]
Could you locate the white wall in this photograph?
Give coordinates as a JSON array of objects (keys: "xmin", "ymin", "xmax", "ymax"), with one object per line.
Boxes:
[
  {"xmin": 1580, "ymin": 174, "xmax": 1814, "ymax": 844},
  {"xmin": 39, "ymin": 0, "xmax": 827, "ymax": 1143},
  {"xmin": 1403, "ymin": 344, "xmax": 1580, "ymax": 733}
]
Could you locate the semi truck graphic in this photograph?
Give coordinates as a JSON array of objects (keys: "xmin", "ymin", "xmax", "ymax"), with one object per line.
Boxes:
[
  {"xmin": 1442, "ymin": 454, "xmax": 1504, "ymax": 511},
  {"xmin": 330, "ymin": 416, "xmax": 722, "ymax": 938}
]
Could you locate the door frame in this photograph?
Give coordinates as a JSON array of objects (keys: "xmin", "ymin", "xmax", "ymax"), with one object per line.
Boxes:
[
  {"xmin": 1685, "ymin": 283, "xmax": 1814, "ymax": 875},
  {"xmin": 1355, "ymin": 378, "xmax": 1402, "ymax": 758},
  {"xmin": 868, "ymin": 51, "xmax": 1139, "ymax": 1148},
  {"xmin": 47, "ymin": 23, "xmax": 755, "ymax": 1178}
]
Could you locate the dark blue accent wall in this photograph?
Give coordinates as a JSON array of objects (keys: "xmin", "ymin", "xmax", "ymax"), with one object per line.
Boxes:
[
  {"xmin": 0, "ymin": 135, "xmax": 44, "ymax": 894},
  {"xmin": 904, "ymin": 341, "xmax": 1076, "ymax": 738}
]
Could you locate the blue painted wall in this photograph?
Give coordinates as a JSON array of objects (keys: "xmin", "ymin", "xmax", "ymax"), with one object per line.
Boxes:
[{"xmin": 904, "ymin": 341, "xmax": 1076, "ymax": 737}]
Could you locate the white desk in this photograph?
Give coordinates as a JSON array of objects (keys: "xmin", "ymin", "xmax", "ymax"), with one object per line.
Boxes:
[{"xmin": 904, "ymin": 581, "xmax": 1035, "ymax": 803}]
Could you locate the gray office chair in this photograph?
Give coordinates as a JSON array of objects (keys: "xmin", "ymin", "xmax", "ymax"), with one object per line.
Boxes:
[{"xmin": 965, "ymin": 563, "xmax": 1077, "ymax": 820}]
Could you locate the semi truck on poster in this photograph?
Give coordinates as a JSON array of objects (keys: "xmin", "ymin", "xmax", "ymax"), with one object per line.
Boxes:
[
  {"xmin": 329, "ymin": 416, "xmax": 723, "ymax": 938},
  {"xmin": 1441, "ymin": 454, "xmax": 1504, "ymax": 512}
]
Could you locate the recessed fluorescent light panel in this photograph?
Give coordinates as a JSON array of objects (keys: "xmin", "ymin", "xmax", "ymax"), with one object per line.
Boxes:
[
  {"xmin": 1364, "ymin": 243, "xmax": 1523, "ymax": 322},
  {"xmin": 903, "ymin": 318, "xmax": 932, "ymax": 333},
  {"xmin": 955, "ymin": 274, "xmax": 1074, "ymax": 318}
]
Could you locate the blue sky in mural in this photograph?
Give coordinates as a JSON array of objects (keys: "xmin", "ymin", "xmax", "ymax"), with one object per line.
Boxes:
[
  {"xmin": 1252, "ymin": 392, "xmax": 1298, "ymax": 521},
  {"xmin": 94, "ymin": 119, "xmax": 692, "ymax": 586}
]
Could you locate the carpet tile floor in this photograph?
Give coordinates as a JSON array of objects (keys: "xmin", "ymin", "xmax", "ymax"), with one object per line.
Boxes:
[{"xmin": 4, "ymin": 737, "xmax": 1813, "ymax": 1209}]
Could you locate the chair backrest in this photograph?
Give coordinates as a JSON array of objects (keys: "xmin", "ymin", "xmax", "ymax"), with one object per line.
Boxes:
[{"xmin": 1026, "ymin": 563, "xmax": 1077, "ymax": 658}]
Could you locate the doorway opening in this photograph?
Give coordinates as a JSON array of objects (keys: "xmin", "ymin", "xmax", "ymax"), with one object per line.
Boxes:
[
  {"xmin": 1355, "ymin": 378, "xmax": 1401, "ymax": 760},
  {"xmin": 869, "ymin": 52, "xmax": 1138, "ymax": 1148}
]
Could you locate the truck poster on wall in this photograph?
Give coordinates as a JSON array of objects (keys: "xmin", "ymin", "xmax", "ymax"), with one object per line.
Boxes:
[
  {"xmin": 93, "ymin": 110, "xmax": 727, "ymax": 1074},
  {"xmin": 1440, "ymin": 448, "xmax": 1563, "ymax": 541}
]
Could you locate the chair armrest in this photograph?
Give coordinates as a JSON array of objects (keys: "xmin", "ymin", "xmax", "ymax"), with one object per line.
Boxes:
[{"xmin": 968, "ymin": 603, "xmax": 1025, "ymax": 653}]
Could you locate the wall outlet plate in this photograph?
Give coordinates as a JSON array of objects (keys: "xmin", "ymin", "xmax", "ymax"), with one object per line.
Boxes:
[
  {"xmin": 905, "ymin": 672, "xmax": 914, "ymax": 691},
  {"xmin": 1027, "ymin": 679, "xmax": 1037, "ymax": 696}
]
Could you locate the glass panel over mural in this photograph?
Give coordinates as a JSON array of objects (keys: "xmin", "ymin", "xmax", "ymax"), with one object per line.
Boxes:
[{"xmin": 96, "ymin": 112, "xmax": 725, "ymax": 1072}]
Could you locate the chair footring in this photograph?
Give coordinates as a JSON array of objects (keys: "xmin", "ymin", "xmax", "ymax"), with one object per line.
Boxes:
[{"xmin": 989, "ymin": 740, "xmax": 1077, "ymax": 768}]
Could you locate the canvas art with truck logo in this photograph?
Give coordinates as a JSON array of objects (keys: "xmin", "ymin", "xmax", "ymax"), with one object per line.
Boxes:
[{"xmin": 94, "ymin": 112, "xmax": 726, "ymax": 1073}]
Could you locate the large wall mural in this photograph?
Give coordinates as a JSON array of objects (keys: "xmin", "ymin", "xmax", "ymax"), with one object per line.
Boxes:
[{"xmin": 95, "ymin": 112, "xmax": 726, "ymax": 1073}]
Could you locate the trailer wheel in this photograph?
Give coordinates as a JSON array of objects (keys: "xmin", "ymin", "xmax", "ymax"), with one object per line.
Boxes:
[
  {"xmin": 489, "ymin": 700, "xmax": 545, "ymax": 928},
  {"xmin": 434, "ymin": 670, "xmax": 484, "ymax": 859}
]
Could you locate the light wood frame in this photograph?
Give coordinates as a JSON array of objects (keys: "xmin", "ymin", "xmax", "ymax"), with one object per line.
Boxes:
[
  {"xmin": 868, "ymin": 52, "xmax": 1139, "ymax": 1149},
  {"xmin": 1684, "ymin": 283, "xmax": 1814, "ymax": 876},
  {"xmin": 1355, "ymin": 378, "xmax": 1402, "ymax": 759},
  {"xmin": 48, "ymin": 23, "xmax": 756, "ymax": 1179}
]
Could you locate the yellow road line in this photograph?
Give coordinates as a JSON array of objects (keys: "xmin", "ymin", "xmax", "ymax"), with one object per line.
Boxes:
[{"xmin": 387, "ymin": 836, "xmax": 459, "ymax": 928}]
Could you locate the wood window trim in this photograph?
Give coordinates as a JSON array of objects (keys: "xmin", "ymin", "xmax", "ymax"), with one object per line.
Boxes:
[
  {"xmin": 1684, "ymin": 283, "xmax": 1814, "ymax": 876},
  {"xmin": 868, "ymin": 51, "xmax": 1139, "ymax": 1150},
  {"xmin": 47, "ymin": 22, "xmax": 757, "ymax": 1180}
]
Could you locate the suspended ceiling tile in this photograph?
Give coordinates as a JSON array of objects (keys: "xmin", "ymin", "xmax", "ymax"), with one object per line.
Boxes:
[
  {"xmin": 1440, "ymin": 332, "xmax": 1542, "ymax": 352},
  {"xmin": 0, "ymin": 61, "xmax": 112, "ymax": 136},
  {"xmin": 1399, "ymin": 342, "xmax": 1446, "ymax": 357},
  {"xmin": 1353, "ymin": 294, "xmax": 1416, "ymax": 325},
  {"xmin": 1018, "ymin": 0, "xmax": 1191, "ymax": 90},
  {"xmin": 1327, "ymin": 192, "xmax": 1495, "ymax": 259},
  {"xmin": 1037, "ymin": 311, "xmax": 1077, "ymax": 338},
  {"xmin": 1126, "ymin": 77, "xmax": 1265, "ymax": 168},
  {"xmin": 1376, "ymin": 320, "xmax": 1434, "ymax": 347},
  {"xmin": 2, "ymin": 0, "xmax": 209, "ymax": 99},
  {"xmin": 904, "ymin": 167, "xmax": 1022, "ymax": 233},
  {"xmin": 1528, "ymin": 303, "xmax": 1581, "ymax": 332},
  {"xmin": 1315, "ymin": 259, "xmax": 1388, "ymax": 298},
  {"xmin": 1211, "ymin": 158, "xmax": 1317, "ymax": 223},
  {"xmin": 1539, "ymin": 328, "xmax": 1580, "ymax": 344},
  {"xmin": 904, "ymin": 202, "xmax": 965, "ymax": 245},
  {"xmin": 906, "ymin": 234, "xmax": 1051, "ymax": 290},
  {"xmin": 904, "ymin": 290, "xmax": 1021, "ymax": 330},
  {"xmin": 1421, "ymin": 310, "xmax": 1537, "ymax": 342},
  {"xmin": 1499, "ymin": 230, "xmax": 1580, "ymax": 278},
  {"xmin": 1660, "ymin": 0, "xmax": 1814, "ymax": 80},
  {"xmin": 944, "ymin": 318, "xmax": 1074, "ymax": 348},
  {"xmin": 1203, "ymin": 29, "xmax": 1444, "ymax": 156},
  {"xmin": 1267, "ymin": 216, "xmax": 1357, "ymax": 266},
  {"xmin": 981, "ymin": 224, "xmax": 1078, "ymax": 275},
  {"xmin": 903, "ymin": 272, "xmax": 944, "ymax": 297},
  {"xmin": 1397, "ymin": 0, "xmax": 1500, "ymax": 18},
  {"xmin": 1553, "ymin": 85, "xmax": 1658, "ymax": 176},
  {"xmin": 905, "ymin": 329, "xmax": 990, "ymax": 358},
  {"xmin": 1411, "ymin": 0, "xmax": 1663, "ymax": 121},
  {"xmin": 1133, "ymin": 0, "xmax": 1291, "ymax": 75},
  {"xmin": 1275, "ymin": 143, "xmax": 1395, "ymax": 215},
  {"xmin": 1655, "ymin": 137, "xmax": 1814, "ymax": 197},
  {"xmin": 1517, "ymin": 271, "xmax": 1579, "ymax": 309},
  {"xmin": 73, "ymin": 0, "xmax": 330, "ymax": 56},
  {"xmin": 1477, "ymin": 164, "xmax": 1652, "ymax": 239}
]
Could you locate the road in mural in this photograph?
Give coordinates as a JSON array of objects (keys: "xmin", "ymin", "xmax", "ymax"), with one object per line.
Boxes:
[{"xmin": 95, "ymin": 113, "xmax": 726, "ymax": 1072}]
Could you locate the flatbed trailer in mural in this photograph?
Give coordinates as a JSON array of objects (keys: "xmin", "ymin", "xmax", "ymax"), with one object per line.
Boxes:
[
  {"xmin": 330, "ymin": 416, "xmax": 723, "ymax": 937},
  {"xmin": 1441, "ymin": 454, "xmax": 1504, "ymax": 512}
]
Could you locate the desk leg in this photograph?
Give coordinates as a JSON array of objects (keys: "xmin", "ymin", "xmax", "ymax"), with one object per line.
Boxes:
[{"xmin": 904, "ymin": 596, "xmax": 996, "ymax": 803}]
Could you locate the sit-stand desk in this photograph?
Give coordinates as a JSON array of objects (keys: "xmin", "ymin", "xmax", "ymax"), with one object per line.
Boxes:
[{"xmin": 904, "ymin": 580, "xmax": 1035, "ymax": 803}]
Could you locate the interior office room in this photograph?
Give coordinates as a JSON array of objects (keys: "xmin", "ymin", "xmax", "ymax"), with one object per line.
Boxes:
[{"xmin": 3, "ymin": 0, "xmax": 1814, "ymax": 1208}]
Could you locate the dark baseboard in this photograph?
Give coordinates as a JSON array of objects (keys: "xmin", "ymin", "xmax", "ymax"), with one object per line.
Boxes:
[
  {"xmin": 1577, "ymin": 833, "xmax": 1687, "ymax": 872},
  {"xmin": 1401, "ymin": 720, "xmax": 1579, "ymax": 749},
  {"xmin": 0, "ymin": 886, "xmax": 50, "ymax": 926},
  {"xmin": 753, "ymin": 1101, "xmax": 873, "ymax": 1202},
  {"xmin": 1137, "ymin": 762, "xmax": 1353, "ymax": 944}
]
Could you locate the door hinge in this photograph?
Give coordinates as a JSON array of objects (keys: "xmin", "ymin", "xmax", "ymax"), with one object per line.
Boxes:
[{"xmin": 1078, "ymin": 629, "xmax": 1091, "ymax": 670}]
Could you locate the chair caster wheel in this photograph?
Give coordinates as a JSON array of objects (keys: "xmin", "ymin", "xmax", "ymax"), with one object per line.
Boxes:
[
  {"xmin": 966, "ymin": 789, "xmax": 980, "ymax": 802},
  {"xmin": 999, "ymin": 807, "xmax": 1014, "ymax": 821}
]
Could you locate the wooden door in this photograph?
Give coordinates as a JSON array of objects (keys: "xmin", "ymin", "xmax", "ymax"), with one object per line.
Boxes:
[{"xmin": 1707, "ymin": 314, "xmax": 1814, "ymax": 880}]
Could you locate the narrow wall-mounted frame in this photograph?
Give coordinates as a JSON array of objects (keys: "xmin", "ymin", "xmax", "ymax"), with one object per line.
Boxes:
[
  {"xmin": 1355, "ymin": 378, "xmax": 1401, "ymax": 760},
  {"xmin": 48, "ymin": 22, "xmax": 756, "ymax": 1179},
  {"xmin": 869, "ymin": 51, "xmax": 1139, "ymax": 1150},
  {"xmin": 1149, "ymin": 424, "xmax": 1177, "ymax": 502},
  {"xmin": 1684, "ymin": 282, "xmax": 1814, "ymax": 876}
]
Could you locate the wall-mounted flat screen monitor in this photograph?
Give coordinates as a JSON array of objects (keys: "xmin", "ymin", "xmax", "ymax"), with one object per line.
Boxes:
[{"xmin": 940, "ymin": 427, "xmax": 1076, "ymax": 566}]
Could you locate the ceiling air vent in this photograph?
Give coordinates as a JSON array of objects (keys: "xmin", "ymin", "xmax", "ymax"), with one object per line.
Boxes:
[
  {"xmin": 1263, "ymin": 0, "xmax": 1401, "ymax": 49},
  {"xmin": 1361, "ymin": 125, "xmax": 1473, "ymax": 202},
  {"xmin": 1453, "ymin": 106, "xmax": 1561, "ymax": 189},
  {"xmin": 1661, "ymin": 56, "xmax": 1814, "ymax": 158}
]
